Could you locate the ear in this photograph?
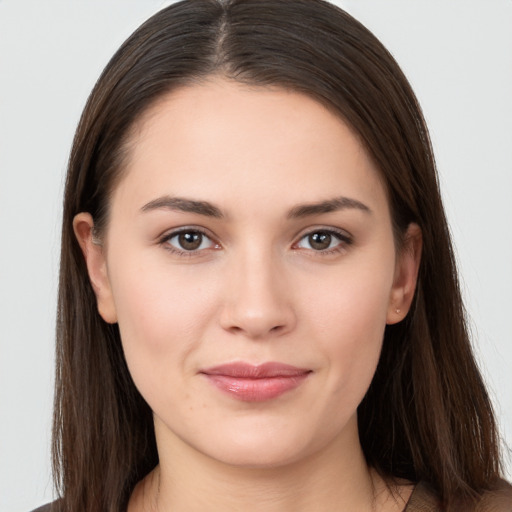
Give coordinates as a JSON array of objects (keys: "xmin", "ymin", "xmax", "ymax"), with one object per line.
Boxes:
[
  {"xmin": 73, "ymin": 212, "xmax": 117, "ymax": 324},
  {"xmin": 387, "ymin": 223, "xmax": 422, "ymax": 324}
]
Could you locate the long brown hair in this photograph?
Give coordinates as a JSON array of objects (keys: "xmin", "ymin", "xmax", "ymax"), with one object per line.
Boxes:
[{"xmin": 54, "ymin": 1, "xmax": 504, "ymax": 510}]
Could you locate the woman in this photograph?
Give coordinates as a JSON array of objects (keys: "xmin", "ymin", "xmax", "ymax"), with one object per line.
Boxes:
[{"xmin": 33, "ymin": 0, "xmax": 511, "ymax": 510}]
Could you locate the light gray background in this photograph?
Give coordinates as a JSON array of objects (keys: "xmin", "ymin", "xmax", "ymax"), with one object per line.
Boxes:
[{"xmin": 1, "ymin": 1, "xmax": 511, "ymax": 510}]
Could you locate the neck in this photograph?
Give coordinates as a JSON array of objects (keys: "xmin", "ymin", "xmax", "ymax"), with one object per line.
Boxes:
[{"xmin": 128, "ymin": 415, "xmax": 409, "ymax": 512}]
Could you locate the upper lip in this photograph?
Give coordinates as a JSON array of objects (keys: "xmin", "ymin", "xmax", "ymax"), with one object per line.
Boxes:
[{"xmin": 200, "ymin": 362, "xmax": 311, "ymax": 378}]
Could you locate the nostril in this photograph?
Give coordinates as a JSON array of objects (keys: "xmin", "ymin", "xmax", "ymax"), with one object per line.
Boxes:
[{"xmin": 219, "ymin": 285, "xmax": 296, "ymax": 339}]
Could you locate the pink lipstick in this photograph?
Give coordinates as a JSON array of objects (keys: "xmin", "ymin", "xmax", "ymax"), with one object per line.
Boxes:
[{"xmin": 200, "ymin": 362, "xmax": 311, "ymax": 402}]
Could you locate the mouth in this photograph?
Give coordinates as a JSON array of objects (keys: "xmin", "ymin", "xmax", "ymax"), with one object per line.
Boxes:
[{"xmin": 199, "ymin": 362, "xmax": 312, "ymax": 402}]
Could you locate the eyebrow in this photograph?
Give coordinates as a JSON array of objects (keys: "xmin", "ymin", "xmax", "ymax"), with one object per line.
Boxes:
[
  {"xmin": 141, "ymin": 196, "xmax": 224, "ymax": 218},
  {"xmin": 286, "ymin": 196, "xmax": 371, "ymax": 218},
  {"xmin": 140, "ymin": 195, "xmax": 371, "ymax": 219}
]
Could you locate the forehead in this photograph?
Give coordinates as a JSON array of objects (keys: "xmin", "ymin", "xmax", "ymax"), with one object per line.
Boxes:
[{"xmin": 113, "ymin": 79, "xmax": 389, "ymax": 217}]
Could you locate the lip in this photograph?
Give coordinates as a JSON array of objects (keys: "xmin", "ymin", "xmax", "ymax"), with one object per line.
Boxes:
[{"xmin": 200, "ymin": 362, "xmax": 311, "ymax": 402}]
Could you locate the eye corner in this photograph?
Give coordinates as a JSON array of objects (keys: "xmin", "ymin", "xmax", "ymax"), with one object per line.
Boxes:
[
  {"xmin": 159, "ymin": 227, "xmax": 221, "ymax": 257},
  {"xmin": 293, "ymin": 227, "xmax": 353, "ymax": 256}
]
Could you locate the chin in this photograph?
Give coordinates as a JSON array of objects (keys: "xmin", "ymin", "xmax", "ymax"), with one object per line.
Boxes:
[
  {"xmin": 206, "ymin": 443, "xmax": 307, "ymax": 469},
  {"xmin": 192, "ymin": 421, "xmax": 326, "ymax": 469}
]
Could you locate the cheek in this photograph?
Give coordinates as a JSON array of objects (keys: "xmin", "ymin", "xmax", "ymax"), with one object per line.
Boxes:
[
  {"xmin": 107, "ymin": 256, "xmax": 219, "ymax": 386},
  {"xmin": 303, "ymin": 255, "xmax": 394, "ymax": 396},
  {"xmin": 305, "ymin": 252, "xmax": 393, "ymax": 337}
]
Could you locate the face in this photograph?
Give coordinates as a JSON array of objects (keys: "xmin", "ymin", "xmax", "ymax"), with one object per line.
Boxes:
[{"xmin": 75, "ymin": 80, "xmax": 420, "ymax": 469}]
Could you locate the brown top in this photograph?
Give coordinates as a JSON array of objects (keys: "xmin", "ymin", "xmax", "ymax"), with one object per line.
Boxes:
[
  {"xmin": 403, "ymin": 480, "xmax": 512, "ymax": 512},
  {"xmin": 403, "ymin": 481, "xmax": 442, "ymax": 511},
  {"xmin": 30, "ymin": 480, "xmax": 512, "ymax": 512}
]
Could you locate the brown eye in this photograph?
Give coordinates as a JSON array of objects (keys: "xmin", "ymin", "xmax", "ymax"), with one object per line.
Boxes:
[
  {"xmin": 178, "ymin": 232, "xmax": 203, "ymax": 250},
  {"xmin": 296, "ymin": 229, "xmax": 351, "ymax": 253},
  {"xmin": 164, "ymin": 230, "xmax": 216, "ymax": 253},
  {"xmin": 308, "ymin": 232, "xmax": 333, "ymax": 250}
]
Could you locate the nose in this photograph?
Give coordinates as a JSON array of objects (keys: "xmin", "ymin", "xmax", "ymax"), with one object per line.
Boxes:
[{"xmin": 219, "ymin": 248, "xmax": 297, "ymax": 340}]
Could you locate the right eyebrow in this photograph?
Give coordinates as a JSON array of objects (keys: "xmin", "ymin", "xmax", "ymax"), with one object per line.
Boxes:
[
  {"xmin": 286, "ymin": 196, "xmax": 371, "ymax": 219},
  {"xmin": 140, "ymin": 195, "xmax": 224, "ymax": 219}
]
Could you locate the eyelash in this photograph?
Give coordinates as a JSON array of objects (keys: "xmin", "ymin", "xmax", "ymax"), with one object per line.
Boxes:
[
  {"xmin": 159, "ymin": 227, "xmax": 220, "ymax": 257},
  {"xmin": 293, "ymin": 228, "xmax": 353, "ymax": 256},
  {"xmin": 158, "ymin": 227, "xmax": 353, "ymax": 257}
]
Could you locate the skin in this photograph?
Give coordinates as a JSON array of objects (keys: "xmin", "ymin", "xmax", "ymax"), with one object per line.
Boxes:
[{"xmin": 74, "ymin": 79, "xmax": 421, "ymax": 511}]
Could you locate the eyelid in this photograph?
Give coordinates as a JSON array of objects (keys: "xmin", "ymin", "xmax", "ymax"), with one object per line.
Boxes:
[
  {"xmin": 292, "ymin": 226, "xmax": 353, "ymax": 253},
  {"xmin": 156, "ymin": 224, "xmax": 353, "ymax": 257},
  {"xmin": 158, "ymin": 226, "xmax": 221, "ymax": 255},
  {"xmin": 293, "ymin": 225, "xmax": 353, "ymax": 241},
  {"xmin": 157, "ymin": 224, "xmax": 218, "ymax": 241}
]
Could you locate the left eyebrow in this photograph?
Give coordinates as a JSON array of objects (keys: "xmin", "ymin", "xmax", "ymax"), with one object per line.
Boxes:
[
  {"xmin": 140, "ymin": 196, "xmax": 224, "ymax": 218},
  {"xmin": 286, "ymin": 196, "xmax": 372, "ymax": 219}
]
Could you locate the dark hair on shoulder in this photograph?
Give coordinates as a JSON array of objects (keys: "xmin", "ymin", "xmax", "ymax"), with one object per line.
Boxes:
[{"xmin": 54, "ymin": 1, "xmax": 505, "ymax": 510}]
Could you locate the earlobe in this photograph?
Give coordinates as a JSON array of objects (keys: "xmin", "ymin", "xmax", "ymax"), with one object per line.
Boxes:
[
  {"xmin": 73, "ymin": 213, "xmax": 118, "ymax": 324},
  {"xmin": 387, "ymin": 223, "xmax": 422, "ymax": 325}
]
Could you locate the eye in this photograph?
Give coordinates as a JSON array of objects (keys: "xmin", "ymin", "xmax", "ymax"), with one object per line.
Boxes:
[
  {"xmin": 295, "ymin": 229, "xmax": 351, "ymax": 252},
  {"xmin": 162, "ymin": 229, "xmax": 218, "ymax": 253}
]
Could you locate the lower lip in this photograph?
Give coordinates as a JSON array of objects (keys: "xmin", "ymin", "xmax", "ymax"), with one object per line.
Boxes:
[{"xmin": 203, "ymin": 374, "xmax": 310, "ymax": 402}]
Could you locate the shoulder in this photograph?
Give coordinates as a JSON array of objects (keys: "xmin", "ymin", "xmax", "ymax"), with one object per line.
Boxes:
[
  {"xmin": 474, "ymin": 479, "xmax": 512, "ymax": 512},
  {"xmin": 405, "ymin": 481, "xmax": 442, "ymax": 511},
  {"xmin": 29, "ymin": 501, "xmax": 60, "ymax": 512},
  {"xmin": 406, "ymin": 479, "xmax": 512, "ymax": 512}
]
